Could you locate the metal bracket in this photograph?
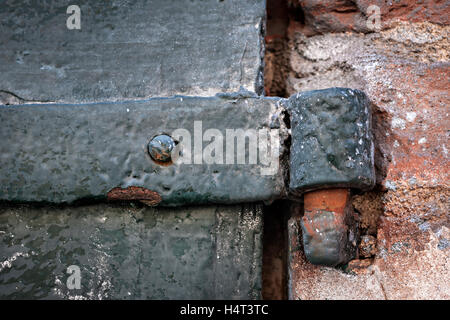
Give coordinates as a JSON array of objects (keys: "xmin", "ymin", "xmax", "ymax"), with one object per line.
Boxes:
[
  {"xmin": 0, "ymin": 88, "xmax": 374, "ymax": 206},
  {"xmin": 0, "ymin": 87, "xmax": 375, "ymax": 266},
  {"xmin": 1, "ymin": 93, "xmax": 286, "ymax": 206}
]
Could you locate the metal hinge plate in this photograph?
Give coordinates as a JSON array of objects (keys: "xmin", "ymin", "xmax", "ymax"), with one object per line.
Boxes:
[{"xmin": 1, "ymin": 88, "xmax": 375, "ymax": 206}]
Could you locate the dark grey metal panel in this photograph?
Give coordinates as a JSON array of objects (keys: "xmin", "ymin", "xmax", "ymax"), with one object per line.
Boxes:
[
  {"xmin": 0, "ymin": 95, "xmax": 286, "ymax": 205},
  {"xmin": 0, "ymin": 0, "xmax": 268, "ymax": 302},
  {"xmin": 0, "ymin": 0, "xmax": 265, "ymax": 103},
  {"xmin": 0, "ymin": 203, "xmax": 262, "ymax": 299}
]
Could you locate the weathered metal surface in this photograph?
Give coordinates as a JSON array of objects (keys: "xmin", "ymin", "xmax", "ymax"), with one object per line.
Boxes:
[
  {"xmin": 287, "ymin": 88, "xmax": 375, "ymax": 195},
  {"xmin": 0, "ymin": 0, "xmax": 265, "ymax": 103},
  {"xmin": 0, "ymin": 203, "xmax": 262, "ymax": 299},
  {"xmin": 0, "ymin": 95, "xmax": 287, "ymax": 205},
  {"xmin": 286, "ymin": 88, "xmax": 374, "ymax": 267},
  {"xmin": 300, "ymin": 189, "xmax": 358, "ymax": 266},
  {"xmin": 0, "ymin": 87, "xmax": 377, "ymax": 206},
  {"xmin": 0, "ymin": 0, "xmax": 269, "ymax": 301}
]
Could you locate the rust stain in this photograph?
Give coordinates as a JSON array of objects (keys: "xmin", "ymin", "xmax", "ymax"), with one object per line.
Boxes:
[
  {"xmin": 150, "ymin": 158, "xmax": 174, "ymax": 167},
  {"xmin": 107, "ymin": 186, "xmax": 162, "ymax": 206},
  {"xmin": 302, "ymin": 189, "xmax": 351, "ymax": 240},
  {"xmin": 304, "ymin": 188, "xmax": 349, "ymax": 212}
]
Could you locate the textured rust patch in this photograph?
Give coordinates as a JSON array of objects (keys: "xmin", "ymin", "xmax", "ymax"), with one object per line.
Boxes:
[
  {"xmin": 353, "ymin": 191, "xmax": 383, "ymax": 235},
  {"xmin": 304, "ymin": 189, "xmax": 350, "ymax": 212},
  {"xmin": 345, "ymin": 258, "xmax": 374, "ymax": 275},
  {"xmin": 359, "ymin": 235, "xmax": 377, "ymax": 258},
  {"xmin": 107, "ymin": 186, "xmax": 162, "ymax": 206}
]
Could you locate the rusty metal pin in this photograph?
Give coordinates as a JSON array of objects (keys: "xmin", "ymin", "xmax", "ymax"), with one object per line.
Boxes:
[
  {"xmin": 301, "ymin": 188, "xmax": 359, "ymax": 266},
  {"xmin": 148, "ymin": 134, "xmax": 175, "ymax": 163}
]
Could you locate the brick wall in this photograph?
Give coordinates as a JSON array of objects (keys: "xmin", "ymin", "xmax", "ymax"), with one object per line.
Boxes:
[{"xmin": 266, "ymin": 0, "xmax": 449, "ymax": 299}]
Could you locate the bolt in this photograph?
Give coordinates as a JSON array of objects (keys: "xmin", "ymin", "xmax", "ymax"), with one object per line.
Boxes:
[{"xmin": 148, "ymin": 134, "xmax": 175, "ymax": 164}]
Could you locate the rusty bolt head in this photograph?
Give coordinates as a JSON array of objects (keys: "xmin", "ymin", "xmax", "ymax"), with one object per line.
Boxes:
[{"xmin": 148, "ymin": 134, "xmax": 175, "ymax": 163}]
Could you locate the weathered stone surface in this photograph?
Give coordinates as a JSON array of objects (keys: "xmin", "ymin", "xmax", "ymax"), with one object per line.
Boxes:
[
  {"xmin": 287, "ymin": 0, "xmax": 449, "ymax": 35},
  {"xmin": 287, "ymin": 0, "xmax": 372, "ymax": 35},
  {"xmin": 359, "ymin": 235, "xmax": 377, "ymax": 258},
  {"xmin": 287, "ymin": 87, "xmax": 375, "ymax": 194},
  {"xmin": 276, "ymin": 6, "xmax": 450, "ymax": 299},
  {"xmin": 372, "ymin": 217, "xmax": 450, "ymax": 300},
  {"xmin": 0, "ymin": 0, "xmax": 265, "ymax": 103},
  {"xmin": 345, "ymin": 258, "xmax": 373, "ymax": 274},
  {"xmin": 288, "ymin": 205, "xmax": 450, "ymax": 299},
  {"xmin": 358, "ymin": 0, "xmax": 449, "ymax": 27},
  {"xmin": 0, "ymin": 203, "xmax": 262, "ymax": 299},
  {"xmin": 352, "ymin": 191, "xmax": 383, "ymax": 235}
]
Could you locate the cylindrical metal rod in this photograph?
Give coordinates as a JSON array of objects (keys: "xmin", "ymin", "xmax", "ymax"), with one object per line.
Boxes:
[{"xmin": 301, "ymin": 188, "xmax": 358, "ymax": 266}]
